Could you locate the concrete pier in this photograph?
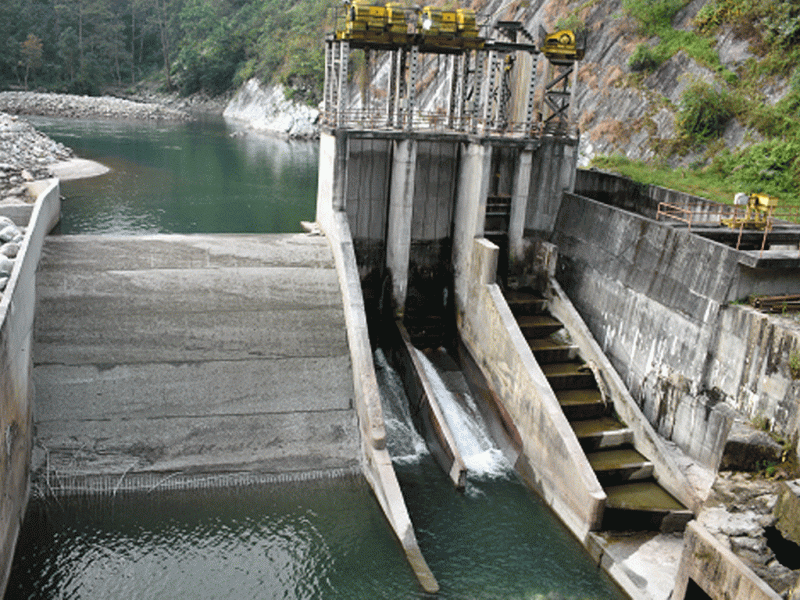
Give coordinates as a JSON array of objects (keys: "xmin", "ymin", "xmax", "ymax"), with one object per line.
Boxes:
[{"xmin": 32, "ymin": 233, "xmax": 359, "ymax": 488}]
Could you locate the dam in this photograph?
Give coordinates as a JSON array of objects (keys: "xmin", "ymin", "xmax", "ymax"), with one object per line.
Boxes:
[{"xmin": 3, "ymin": 12, "xmax": 800, "ymax": 600}]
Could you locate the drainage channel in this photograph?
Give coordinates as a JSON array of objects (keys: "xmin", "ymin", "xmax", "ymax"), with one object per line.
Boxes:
[{"xmin": 375, "ymin": 338, "xmax": 627, "ymax": 599}]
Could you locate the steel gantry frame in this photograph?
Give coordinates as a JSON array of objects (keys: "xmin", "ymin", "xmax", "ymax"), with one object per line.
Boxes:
[{"xmin": 322, "ymin": 10, "xmax": 583, "ymax": 139}]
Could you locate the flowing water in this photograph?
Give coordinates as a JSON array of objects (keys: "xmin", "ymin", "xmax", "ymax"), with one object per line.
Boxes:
[
  {"xmin": 374, "ymin": 350, "xmax": 625, "ymax": 600},
  {"xmin": 7, "ymin": 118, "xmax": 625, "ymax": 599}
]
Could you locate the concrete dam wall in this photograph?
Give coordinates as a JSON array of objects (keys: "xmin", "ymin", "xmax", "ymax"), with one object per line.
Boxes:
[
  {"xmin": 554, "ymin": 171, "xmax": 800, "ymax": 468},
  {"xmin": 32, "ymin": 233, "xmax": 359, "ymax": 489}
]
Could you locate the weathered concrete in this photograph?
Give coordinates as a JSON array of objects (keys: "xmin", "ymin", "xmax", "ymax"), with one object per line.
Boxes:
[
  {"xmin": 775, "ymin": 479, "xmax": 800, "ymax": 546},
  {"xmin": 551, "ymin": 192, "xmax": 739, "ymax": 467},
  {"xmin": 0, "ymin": 178, "xmax": 60, "ymax": 599},
  {"xmin": 551, "ymin": 186, "xmax": 800, "ymax": 467},
  {"xmin": 547, "ymin": 276, "xmax": 701, "ymax": 514},
  {"xmin": 673, "ymin": 521, "xmax": 782, "ymax": 600},
  {"xmin": 315, "ymin": 131, "xmax": 438, "ymax": 593},
  {"xmin": 456, "ymin": 237, "xmax": 606, "ymax": 541},
  {"xmin": 33, "ymin": 233, "xmax": 359, "ymax": 486}
]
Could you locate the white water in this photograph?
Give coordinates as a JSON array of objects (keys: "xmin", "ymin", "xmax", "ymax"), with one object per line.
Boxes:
[
  {"xmin": 414, "ymin": 349, "xmax": 510, "ymax": 480},
  {"xmin": 374, "ymin": 347, "xmax": 510, "ymax": 481},
  {"xmin": 374, "ymin": 349, "xmax": 429, "ymax": 464}
]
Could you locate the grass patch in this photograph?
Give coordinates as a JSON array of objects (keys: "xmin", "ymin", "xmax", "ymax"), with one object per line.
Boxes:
[{"xmin": 590, "ymin": 154, "xmax": 739, "ymax": 205}]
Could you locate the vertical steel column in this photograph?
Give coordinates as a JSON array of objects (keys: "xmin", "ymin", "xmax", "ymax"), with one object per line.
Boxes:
[
  {"xmin": 364, "ymin": 49, "xmax": 372, "ymax": 126},
  {"xmin": 483, "ymin": 50, "xmax": 498, "ymax": 133},
  {"xmin": 471, "ymin": 50, "xmax": 485, "ymax": 134},
  {"xmin": 406, "ymin": 45, "xmax": 419, "ymax": 131},
  {"xmin": 337, "ymin": 41, "xmax": 350, "ymax": 128},
  {"xmin": 524, "ymin": 51, "xmax": 539, "ymax": 136},
  {"xmin": 395, "ymin": 48, "xmax": 407, "ymax": 129},
  {"xmin": 324, "ymin": 40, "xmax": 333, "ymax": 125},
  {"xmin": 460, "ymin": 50, "xmax": 471, "ymax": 132},
  {"xmin": 386, "ymin": 49, "xmax": 397, "ymax": 128},
  {"xmin": 447, "ymin": 54, "xmax": 459, "ymax": 130}
]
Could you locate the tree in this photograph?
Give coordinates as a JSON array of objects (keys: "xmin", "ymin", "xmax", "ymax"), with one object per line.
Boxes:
[{"xmin": 20, "ymin": 33, "xmax": 43, "ymax": 90}]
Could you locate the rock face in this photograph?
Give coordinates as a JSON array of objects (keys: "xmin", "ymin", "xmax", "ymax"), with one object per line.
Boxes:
[
  {"xmin": 700, "ymin": 472, "xmax": 800, "ymax": 597},
  {"xmin": 223, "ymin": 79, "xmax": 319, "ymax": 139}
]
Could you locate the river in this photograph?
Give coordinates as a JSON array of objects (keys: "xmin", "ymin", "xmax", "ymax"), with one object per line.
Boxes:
[{"xmin": 5, "ymin": 116, "xmax": 625, "ymax": 600}]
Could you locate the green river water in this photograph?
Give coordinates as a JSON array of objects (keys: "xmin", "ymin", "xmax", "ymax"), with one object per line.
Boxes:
[{"xmin": 4, "ymin": 116, "xmax": 625, "ymax": 600}]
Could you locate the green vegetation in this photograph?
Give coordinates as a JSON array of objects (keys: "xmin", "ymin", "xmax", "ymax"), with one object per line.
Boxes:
[
  {"xmin": 595, "ymin": 0, "xmax": 800, "ymax": 213},
  {"xmin": 0, "ymin": 0, "xmax": 334, "ymax": 102}
]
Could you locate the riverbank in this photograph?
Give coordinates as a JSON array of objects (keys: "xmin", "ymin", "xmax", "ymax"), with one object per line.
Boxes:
[{"xmin": 0, "ymin": 91, "xmax": 190, "ymax": 121}]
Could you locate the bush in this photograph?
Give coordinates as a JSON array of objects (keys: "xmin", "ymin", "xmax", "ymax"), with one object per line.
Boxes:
[
  {"xmin": 628, "ymin": 43, "xmax": 659, "ymax": 72},
  {"xmin": 677, "ymin": 81, "xmax": 737, "ymax": 142},
  {"xmin": 714, "ymin": 139, "xmax": 800, "ymax": 201},
  {"xmin": 623, "ymin": 0, "xmax": 686, "ymax": 35}
]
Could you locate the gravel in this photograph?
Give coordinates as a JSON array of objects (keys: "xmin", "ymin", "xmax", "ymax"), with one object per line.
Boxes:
[{"xmin": 0, "ymin": 91, "xmax": 190, "ymax": 121}]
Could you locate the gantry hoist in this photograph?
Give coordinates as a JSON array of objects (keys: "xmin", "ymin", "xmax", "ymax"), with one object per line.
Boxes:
[{"xmin": 324, "ymin": 1, "xmax": 584, "ymax": 137}]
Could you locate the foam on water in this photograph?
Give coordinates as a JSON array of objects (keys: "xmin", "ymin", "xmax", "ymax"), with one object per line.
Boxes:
[
  {"xmin": 413, "ymin": 349, "xmax": 511, "ymax": 480},
  {"xmin": 374, "ymin": 349, "xmax": 429, "ymax": 464}
]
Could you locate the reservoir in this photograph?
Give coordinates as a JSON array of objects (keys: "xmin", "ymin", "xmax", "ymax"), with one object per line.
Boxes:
[{"xmin": 7, "ymin": 116, "xmax": 625, "ymax": 599}]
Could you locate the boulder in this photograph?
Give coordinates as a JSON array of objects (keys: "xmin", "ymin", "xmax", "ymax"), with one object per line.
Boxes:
[{"xmin": 720, "ymin": 420, "xmax": 784, "ymax": 471}]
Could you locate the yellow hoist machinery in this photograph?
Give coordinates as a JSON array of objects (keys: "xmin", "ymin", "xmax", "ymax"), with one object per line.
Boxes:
[
  {"xmin": 722, "ymin": 193, "xmax": 779, "ymax": 230},
  {"xmin": 336, "ymin": 1, "xmax": 480, "ymax": 46},
  {"xmin": 539, "ymin": 28, "xmax": 585, "ymax": 62}
]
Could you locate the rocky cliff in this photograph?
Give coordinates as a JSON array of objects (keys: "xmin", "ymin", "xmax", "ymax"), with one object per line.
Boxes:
[
  {"xmin": 227, "ymin": 0, "xmax": 792, "ymax": 168},
  {"xmin": 223, "ymin": 78, "xmax": 319, "ymax": 139}
]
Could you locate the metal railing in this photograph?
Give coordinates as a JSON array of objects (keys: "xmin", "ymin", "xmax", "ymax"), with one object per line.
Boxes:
[
  {"xmin": 656, "ymin": 201, "xmax": 800, "ymax": 257},
  {"xmin": 321, "ymin": 106, "xmax": 579, "ymax": 138}
]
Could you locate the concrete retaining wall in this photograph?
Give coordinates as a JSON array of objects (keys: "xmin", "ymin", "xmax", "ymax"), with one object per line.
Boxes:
[
  {"xmin": 456, "ymin": 237, "xmax": 605, "ymax": 540},
  {"xmin": 550, "ymin": 190, "xmax": 800, "ymax": 466},
  {"xmin": 547, "ymin": 277, "xmax": 701, "ymax": 513},
  {"xmin": 0, "ymin": 179, "xmax": 60, "ymax": 598},
  {"xmin": 674, "ymin": 521, "xmax": 782, "ymax": 600},
  {"xmin": 315, "ymin": 131, "xmax": 439, "ymax": 593},
  {"xmin": 575, "ymin": 168, "xmax": 726, "ymax": 225},
  {"xmin": 551, "ymin": 192, "xmax": 737, "ymax": 467}
]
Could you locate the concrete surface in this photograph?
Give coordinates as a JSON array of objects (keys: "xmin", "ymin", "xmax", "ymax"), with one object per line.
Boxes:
[
  {"xmin": 456, "ymin": 237, "xmax": 605, "ymax": 541},
  {"xmin": 673, "ymin": 521, "xmax": 782, "ymax": 600},
  {"xmin": 32, "ymin": 233, "xmax": 359, "ymax": 486},
  {"xmin": 316, "ymin": 132, "xmax": 438, "ymax": 592},
  {"xmin": 0, "ymin": 179, "xmax": 60, "ymax": 599}
]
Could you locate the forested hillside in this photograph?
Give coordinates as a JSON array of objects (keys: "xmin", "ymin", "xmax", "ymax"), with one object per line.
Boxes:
[{"xmin": 0, "ymin": 0, "xmax": 332, "ymax": 101}]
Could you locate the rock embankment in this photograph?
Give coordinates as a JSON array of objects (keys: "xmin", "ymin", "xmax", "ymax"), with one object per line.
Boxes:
[
  {"xmin": 0, "ymin": 91, "xmax": 190, "ymax": 121},
  {"xmin": 0, "ymin": 112, "xmax": 73, "ymax": 201},
  {"xmin": 223, "ymin": 78, "xmax": 319, "ymax": 139},
  {"xmin": 699, "ymin": 472, "xmax": 800, "ymax": 597}
]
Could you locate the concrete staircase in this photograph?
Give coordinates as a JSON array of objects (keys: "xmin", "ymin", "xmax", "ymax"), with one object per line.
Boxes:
[{"xmin": 506, "ymin": 289, "xmax": 693, "ymax": 533}]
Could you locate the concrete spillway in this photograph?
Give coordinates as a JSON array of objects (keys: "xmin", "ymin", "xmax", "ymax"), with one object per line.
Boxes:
[{"xmin": 32, "ymin": 233, "xmax": 359, "ymax": 487}]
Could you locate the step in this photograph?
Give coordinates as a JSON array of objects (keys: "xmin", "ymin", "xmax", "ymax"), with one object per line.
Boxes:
[
  {"xmin": 541, "ymin": 362, "xmax": 596, "ymax": 390},
  {"xmin": 571, "ymin": 417, "xmax": 633, "ymax": 451},
  {"xmin": 587, "ymin": 447, "xmax": 654, "ymax": 484},
  {"xmin": 602, "ymin": 480, "xmax": 693, "ymax": 533},
  {"xmin": 529, "ymin": 338, "xmax": 578, "ymax": 364},
  {"xmin": 504, "ymin": 290, "xmax": 547, "ymax": 316},
  {"xmin": 556, "ymin": 389, "xmax": 607, "ymax": 420}
]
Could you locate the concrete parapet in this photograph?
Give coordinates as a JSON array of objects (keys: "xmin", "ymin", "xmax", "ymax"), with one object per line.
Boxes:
[
  {"xmin": 456, "ymin": 237, "xmax": 605, "ymax": 540},
  {"xmin": 673, "ymin": 521, "xmax": 782, "ymax": 600},
  {"xmin": 315, "ymin": 132, "xmax": 438, "ymax": 593},
  {"xmin": 775, "ymin": 479, "xmax": 800, "ymax": 546},
  {"xmin": 0, "ymin": 178, "xmax": 60, "ymax": 598}
]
